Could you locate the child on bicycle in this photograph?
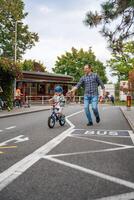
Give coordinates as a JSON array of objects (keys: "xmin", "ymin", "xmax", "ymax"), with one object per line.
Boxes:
[{"xmin": 49, "ymin": 85, "xmax": 65, "ymax": 116}]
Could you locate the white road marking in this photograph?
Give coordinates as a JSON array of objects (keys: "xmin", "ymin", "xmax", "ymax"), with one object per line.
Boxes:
[
  {"xmin": 129, "ymin": 131, "xmax": 134, "ymax": 145},
  {"xmin": 70, "ymin": 135, "xmax": 133, "ymax": 147},
  {"xmin": 0, "ymin": 110, "xmax": 83, "ymax": 191},
  {"xmin": 0, "ymin": 108, "xmax": 133, "ymax": 195},
  {"xmin": 0, "ymin": 130, "xmax": 3, "ymax": 133},
  {"xmin": 14, "ymin": 136, "xmax": 29, "ymax": 143},
  {"xmin": 0, "ymin": 135, "xmax": 29, "ymax": 147},
  {"xmin": 79, "ymin": 135, "xmax": 130, "ymax": 138},
  {"xmin": 46, "ymin": 146, "xmax": 134, "ymax": 158},
  {"xmin": 84, "ymin": 130, "xmax": 89, "ymax": 135},
  {"xmin": 44, "ymin": 156, "xmax": 134, "ymax": 189},
  {"xmin": 5, "ymin": 126, "xmax": 16, "ymax": 130},
  {"xmin": 74, "ymin": 129, "xmax": 131, "ymax": 137},
  {"xmin": 95, "ymin": 191, "xmax": 134, "ymax": 200},
  {"xmin": 74, "ymin": 128, "xmax": 131, "ymax": 132}
]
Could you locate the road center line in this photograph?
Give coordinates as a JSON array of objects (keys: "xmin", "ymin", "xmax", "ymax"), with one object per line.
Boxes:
[
  {"xmin": 0, "ymin": 110, "xmax": 83, "ymax": 191},
  {"xmin": 0, "ymin": 146, "xmax": 17, "ymax": 149}
]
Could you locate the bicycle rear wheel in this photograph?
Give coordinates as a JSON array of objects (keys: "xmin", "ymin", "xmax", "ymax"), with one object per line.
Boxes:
[{"xmin": 59, "ymin": 115, "xmax": 66, "ymax": 126}]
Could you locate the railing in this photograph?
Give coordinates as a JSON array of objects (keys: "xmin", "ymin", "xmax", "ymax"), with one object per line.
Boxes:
[{"xmin": 25, "ymin": 95, "xmax": 84, "ymax": 105}]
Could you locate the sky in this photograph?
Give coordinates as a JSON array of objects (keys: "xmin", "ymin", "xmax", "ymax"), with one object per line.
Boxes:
[{"xmin": 23, "ymin": 0, "xmax": 117, "ymax": 83}]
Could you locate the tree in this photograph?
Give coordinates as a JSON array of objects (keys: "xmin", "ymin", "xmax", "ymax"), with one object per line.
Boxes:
[
  {"xmin": 0, "ymin": 0, "xmax": 39, "ymax": 60},
  {"xmin": 53, "ymin": 47, "xmax": 107, "ymax": 83},
  {"xmin": 0, "ymin": 57, "xmax": 22, "ymax": 109},
  {"xmin": 84, "ymin": 0, "xmax": 134, "ymax": 53},
  {"xmin": 107, "ymin": 41, "xmax": 134, "ymax": 81},
  {"xmin": 21, "ymin": 59, "xmax": 47, "ymax": 72}
]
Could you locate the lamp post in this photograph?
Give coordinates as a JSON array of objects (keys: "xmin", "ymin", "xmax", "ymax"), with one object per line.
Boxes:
[
  {"xmin": 14, "ymin": 21, "xmax": 19, "ymax": 99},
  {"xmin": 14, "ymin": 21, "xmax": 18, "ymax": 63}
]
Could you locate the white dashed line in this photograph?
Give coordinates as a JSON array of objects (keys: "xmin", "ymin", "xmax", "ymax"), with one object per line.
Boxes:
[
  {"xmin": 5, "ymin": 126, "xmax": 16, "ymax": 130},
  {"xmin": 0, "ymin": 130, "xmax": 3, "ymax": 133}
]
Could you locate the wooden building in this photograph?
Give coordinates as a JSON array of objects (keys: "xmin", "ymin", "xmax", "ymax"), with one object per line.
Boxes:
[{"xmin": 16, "ymin": 71, "xmax": 75, "ymax": 97}]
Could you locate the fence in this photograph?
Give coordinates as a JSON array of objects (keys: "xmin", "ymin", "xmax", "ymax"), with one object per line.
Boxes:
[{"xmin": 25, "ymin": 95, "xmax": 84, "ymax": 105}]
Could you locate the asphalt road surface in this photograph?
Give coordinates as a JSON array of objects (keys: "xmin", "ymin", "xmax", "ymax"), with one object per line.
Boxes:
[{"xmin": 0, "ymin": 104, "xmax": 134, "ymax": 200}]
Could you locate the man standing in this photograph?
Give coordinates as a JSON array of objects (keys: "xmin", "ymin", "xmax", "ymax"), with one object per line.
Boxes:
[{"xmin": 68, "ymin": 64, "xmax": 105, "ymax": 126}]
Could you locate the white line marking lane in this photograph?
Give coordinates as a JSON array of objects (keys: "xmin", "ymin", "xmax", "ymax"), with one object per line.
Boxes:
[
  {"xmin": 44, "ymin": 156, "xmax": 134, "ymax": 190},
  {"xmin": 46, "ymin": 146, "xmax": 134, "ymax": 158},
  {"xmin": 70, "ymin": 135, "xmax": 133, "ymax": 147},
  {"xmin": 0, "ymin": 110, "xmax": 83, "ymax": 191},
  {"xmin": 129, "ymin": 131, "xmax": 134, "ymax": 145},
  {"xmin": 95, "ymin": 191, "xmax": 134, "ymax": 200}
]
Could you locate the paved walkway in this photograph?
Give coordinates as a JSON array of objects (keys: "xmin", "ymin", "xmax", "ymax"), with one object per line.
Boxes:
[
  {"xmin": 120, "ymin": 106, "xmax": 134, "ymax": 131},
  {"xmin": 0, "ymin": 105, "xmax": 50, "ymax": 118}
]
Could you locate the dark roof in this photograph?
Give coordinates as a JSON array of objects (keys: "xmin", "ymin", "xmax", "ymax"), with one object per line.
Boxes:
[
  {"xmin": 22, "ymin": 71, "xmax": 73, "ymax": 79},
  {"xmin": 17, "ymin": 79, "xmax": 76, "ymax": 84}
]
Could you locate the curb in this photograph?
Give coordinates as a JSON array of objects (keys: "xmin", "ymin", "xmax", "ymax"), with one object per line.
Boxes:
[
  {"xmin": 0, "ymin": 108, "xmax": 50, "ymax": 119},
  {"xmin": 120, "ymin": 107, "xmax": 134, "ymax": 132}
]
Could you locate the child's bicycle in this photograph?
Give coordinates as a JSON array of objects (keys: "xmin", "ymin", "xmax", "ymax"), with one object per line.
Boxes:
[{"xmin": 48, "ymin": 104, "xmax": 66, "ymax": 128}]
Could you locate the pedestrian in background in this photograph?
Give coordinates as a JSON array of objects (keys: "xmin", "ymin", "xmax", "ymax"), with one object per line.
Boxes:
[
  {"xmin": 0, "ymin": 86, "xmax": 3, "ymax": 109},
  {"xmin": 110, "ymin": 95, "xmax": 115, "ymax": 105},
  {"xmin": 14, "ymin": 87, "xmax": 23, "ymax": 107}
]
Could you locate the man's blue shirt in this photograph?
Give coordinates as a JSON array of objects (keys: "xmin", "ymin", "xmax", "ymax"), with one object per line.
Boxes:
[{"xmin": 76, "ymin": 73, "xmax": 105, "ymax": 96}]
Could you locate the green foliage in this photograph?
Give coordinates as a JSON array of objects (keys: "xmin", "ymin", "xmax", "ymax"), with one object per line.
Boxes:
[
  {"xmin": 0, "ymin": 57, "xmax": 22, "ymax": 77},
  {"xmin": 53, "ymin": 47, "xmax": 107, "ymax": 95},
  {"xmin": 84, "ymin": 0, "xmax": 134, "ymax": 53},
  {"xmin": 107, "ymin": 41, "xmax": 134, "ymax": 81},
  {"xmin": 21, "ymin": 59, "xmax": 47, "ymax": 72},
  {"xmin": 0, "ymin": 57, "xmax": 22, "ymax": 109},
  {"xmin": 0, "ymin": 0, "xmax": 39, "ymax": 60}
]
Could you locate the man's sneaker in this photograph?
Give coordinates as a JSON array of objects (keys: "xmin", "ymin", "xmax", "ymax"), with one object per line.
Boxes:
[
  {"xmin": 87, "ymin": 122, "xmax": 93, "ymax": 126},
  {"xmin": 96, "ymin": 116, "xmax": 100, "ymax": 123}
]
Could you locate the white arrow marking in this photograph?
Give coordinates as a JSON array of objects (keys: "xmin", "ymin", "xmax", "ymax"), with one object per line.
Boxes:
[
  {"xmin": 0, "ymin": 135, "xmax": 29, "ymax": 147},
  {"xmin": 14, "ymin": 136, "xmax": 29, "ymax": 143}
]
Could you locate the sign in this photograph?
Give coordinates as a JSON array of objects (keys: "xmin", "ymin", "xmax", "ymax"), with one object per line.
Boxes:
[{"xmin": 72, "ymin": 129, "xmax": 130, "ymax": 136}]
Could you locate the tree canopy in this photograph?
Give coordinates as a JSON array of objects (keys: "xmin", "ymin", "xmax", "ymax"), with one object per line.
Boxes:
[
  {"xmin": 107, "ymin": 41, "xmax": 134, "ymax": 81},
  {"xmin": 0, "ymin": 0, "xmax": 39, "ymax": 60},
  {"xmin": 21, "ymin": 59, "xmax": 47, "ymax": 72},
  {"xmin": 53, "ymin": 47, "xmax": 107, "ymax": 83},
  {"xmin": 84, "ymin": 0, "xmax": 134, "ymax": 53},
  {"xmin": 0, "ymin": 57, "xmax": 22, "ymax": 109}
]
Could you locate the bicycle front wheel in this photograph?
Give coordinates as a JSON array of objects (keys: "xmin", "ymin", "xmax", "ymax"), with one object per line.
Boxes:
[{"xmin": 48, "ymin": 116, "xmax": 55, "ymax": 128}]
